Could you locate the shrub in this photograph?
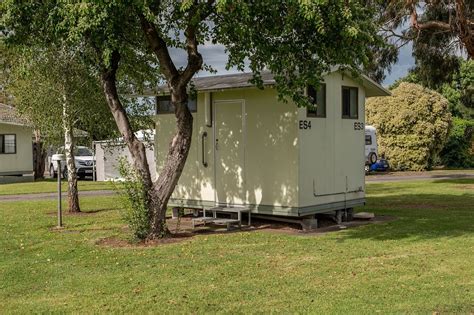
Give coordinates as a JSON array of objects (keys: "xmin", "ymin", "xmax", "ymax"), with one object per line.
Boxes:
[
  {"xmin": 366, "ymin": 83, "xmax": 451, "ymax": 171},
  {"xmin": 116, "ymin": 159, "xmax": 151, "ymax": 240},
  {"xmin": 439, "ymin": 117, "xmax": 474, "ymax": 168}
]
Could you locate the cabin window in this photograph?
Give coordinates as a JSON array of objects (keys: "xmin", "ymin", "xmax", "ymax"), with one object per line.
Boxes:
[
  {"xmin": 365, "ymin": 135, "xmax": 372, "ymax": 145},
  {"xmin": 307, "ymin": 84, "xmax": 326, "ymax": 118},
  {"xmin": 0, "ymin": 134, "xmax": 16, "ymax": 154},
  {"xmin": 342, "ymin": 86, "xmax": 358, "ymax": 119},
  {"xmin": 156, "ymin": 95, "xmax": 197, "ymax": 114}
]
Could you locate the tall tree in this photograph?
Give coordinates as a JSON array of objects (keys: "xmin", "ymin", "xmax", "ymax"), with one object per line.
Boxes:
[
  {"xmin": 382, "ymin": 0, "xmax": 473, "ymax": 58},
  {"xmin": 7, "ymin": 45, "xmax": 117, "ymax": 212},
  {"xmin": 2, "ymin": 1, "xmax": 384, "ymax": 239}
]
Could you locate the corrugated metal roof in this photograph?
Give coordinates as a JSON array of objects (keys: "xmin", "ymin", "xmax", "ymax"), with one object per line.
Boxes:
[
  {"xmin": 192, "ymin": 71, "xmax": 275, "ymax": 91},
  {"xmin": 0, "ymin": 103, "xmax": 30, "ymax": 126}
]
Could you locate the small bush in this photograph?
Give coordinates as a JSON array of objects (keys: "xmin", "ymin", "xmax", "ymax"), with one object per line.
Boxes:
[
  {"xmin": 439, "ymin": 117, "xmax": 474, "ymax": 168},
  {"xmin": 116, "ymin": 159, "xmax": 151, "ymax": 240},
  {"xmin": 366, "ymin": 83, "xmax": 452, "ymax": 171}
]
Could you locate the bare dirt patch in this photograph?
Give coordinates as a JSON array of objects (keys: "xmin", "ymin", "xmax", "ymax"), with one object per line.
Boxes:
[
  {"xmin": 256, "ymin": 215, "xmax": 397, "ymax": 236},
  {"xmin": 94, "ymin": 214, "xmax": 397, "ymax": 248}
]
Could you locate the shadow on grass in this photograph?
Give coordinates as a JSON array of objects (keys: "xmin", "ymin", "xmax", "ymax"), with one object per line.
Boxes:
[
  {"xmin": 431, "ymin": 178, "xmax": 474, "ymax": 185},
  {"xmin": 341, "ymin": 192, "xmax": 474, "ymax": 242}
]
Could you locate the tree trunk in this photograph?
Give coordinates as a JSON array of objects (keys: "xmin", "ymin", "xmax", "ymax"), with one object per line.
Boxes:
[
  {"xmin": 63, "ymin": 97, "xmax": 80, "ymax": 213},
  {"xmin": 99, "ymin": 51, "xmax": 157, "ymax": 228},
  {"xmin": 99, "ymin": 51, "xmax": 195, "ymax": 239},
  {"xmin": 32, "ymin": 129, "xmax": 47, "ymax": 180},
  {"xmin": 150, "ymin": 89, "xmax": 193, "ymax": 238}
]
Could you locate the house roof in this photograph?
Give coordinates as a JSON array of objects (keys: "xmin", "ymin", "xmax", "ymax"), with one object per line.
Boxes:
[
  {"xmin": 155, "ymin": 70, "xmax": 390, "ymax": 97},
  {"xmin": 0, "ymin": 103, "xmax": 30, "ymax": 126}
]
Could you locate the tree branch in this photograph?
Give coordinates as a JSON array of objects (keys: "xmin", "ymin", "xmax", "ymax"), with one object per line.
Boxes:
[
  {"xmin": 180, "ymin": 0, "xmax": 215, "ymax": 85},
  {"xmin": 138, "ymin": 14, "xmax": 179, "ymax": 84}
]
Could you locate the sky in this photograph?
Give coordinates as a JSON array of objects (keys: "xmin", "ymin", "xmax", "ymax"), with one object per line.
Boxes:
[{"xmin": 170, "ymin": 42, "xmax": 415, "ymax": 88}]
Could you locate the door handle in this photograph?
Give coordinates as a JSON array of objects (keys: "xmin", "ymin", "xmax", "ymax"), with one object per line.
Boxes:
[
  {"xmin": 201, "ymin": 132, "xmax": 208, "ymax": 167},
  {"xmin": 215, "ymin": 138, "xmax": 219, "ymax": 151}
]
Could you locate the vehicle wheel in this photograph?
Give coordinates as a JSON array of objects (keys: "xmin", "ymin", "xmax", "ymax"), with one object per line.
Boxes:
[
  {"xmin": 365, "ymin": 164, "xmax": 370, "ymax": 173},
  {"xmin": 50, "ymin": 165, "xmax": 57, "ymax": 178},
  {"xmin": 368, "ymin": 152, "xmax": 377, "ymax": 165},
  {"xmin": 62, "ymin": 168, "xmax": 68, "ymax": 179}
]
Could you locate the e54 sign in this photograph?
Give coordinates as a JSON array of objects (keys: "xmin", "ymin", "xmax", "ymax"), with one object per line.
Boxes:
[{"xmin": 299, "ymin": 120, "xmax": 311, "ymax": 130}]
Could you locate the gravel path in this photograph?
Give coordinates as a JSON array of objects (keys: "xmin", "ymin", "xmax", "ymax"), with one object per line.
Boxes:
[{"xmin": 0, "ymin": 190, "xmax": 115, "ymax": 202}]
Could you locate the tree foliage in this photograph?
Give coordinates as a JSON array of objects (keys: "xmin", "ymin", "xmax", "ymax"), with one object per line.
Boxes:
[
  {"xmin": 392, "ymin": 59, "xmax": 473, "ymax": 119},
  {"xmin": 439, "ymin": 117, "xmax": 474, "ymax": 168},
  {"xmin": 367, "ymin": 83, "xmax": 452, "ymax": 171}
]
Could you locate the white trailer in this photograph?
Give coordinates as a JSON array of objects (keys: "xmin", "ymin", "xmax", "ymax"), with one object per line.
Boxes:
[
  {"xmin": 154, "ymin": 70, "xmax": 389, "ymax": 222},
  {"xmin": 365, "ymin": 125, "xmax": 378, "ymax": 166}
]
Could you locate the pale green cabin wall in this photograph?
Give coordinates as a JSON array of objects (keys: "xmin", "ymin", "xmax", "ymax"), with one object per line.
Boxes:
[
  {"xmin": 155, "ymin": 72, "xmax": 369, "ymax": 216},
  {"xmin": 0, "ymin": 123, "xmax": 33, "ymax": 175},
  {"xmin": 154, "ymin": 87, "xmax": 300, "ymax": 211},
  {"xmin": 298, "ymin": 72, "xmax": 366, "ymax": 210}
]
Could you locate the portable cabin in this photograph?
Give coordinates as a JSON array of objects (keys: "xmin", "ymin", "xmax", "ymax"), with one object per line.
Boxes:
[
  {"xmin": 0, "ymin": 103, "xmax": 33, "ymax": 180},
  {"xmin": 154, "ymin": 70, "xmax": 390, "ymax": 219}
]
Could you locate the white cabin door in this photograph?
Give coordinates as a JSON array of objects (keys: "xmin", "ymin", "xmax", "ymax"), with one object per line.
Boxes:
[{"xmin": 214, "ymin": 100, "xmax": 245, "ymax": 205}]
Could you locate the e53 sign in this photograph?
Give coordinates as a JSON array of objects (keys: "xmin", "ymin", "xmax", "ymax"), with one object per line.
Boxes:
[
  {"xmin": 299, "ymin": 120, "xmax": 364, "ymax": 131},
  {"xmin": 299, "ymin": 120, "xmax": 311, "ymax": 129}
]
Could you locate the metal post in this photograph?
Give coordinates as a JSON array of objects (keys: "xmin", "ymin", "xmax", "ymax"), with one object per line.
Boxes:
[
  {"xmin": 92, "ymin": 142, "xmax": 96, "ymax": 182},
  {"xmin": 57, "ymin": 160, "xmax": 62, "ymax": 228}
]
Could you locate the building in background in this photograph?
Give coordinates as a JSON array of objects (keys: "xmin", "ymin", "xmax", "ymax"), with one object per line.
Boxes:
[{"xmin": 0, "ymin": 103, "xmax": 33, "ymax": 181}]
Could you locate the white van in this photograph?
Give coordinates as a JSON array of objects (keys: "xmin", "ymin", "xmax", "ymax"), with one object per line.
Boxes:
[{"xmin": 365, "ymin": 125, "xmax": 378, "ymax": 165}]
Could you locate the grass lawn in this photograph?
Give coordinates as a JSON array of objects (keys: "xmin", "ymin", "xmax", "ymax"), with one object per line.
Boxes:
[
  {"xmin": 0, "ymin": 179, "xmax": 473, "ymax": 313},
  {"xmin": 0, "ymin": 179, "xmax": 114, "ymax": 196}
]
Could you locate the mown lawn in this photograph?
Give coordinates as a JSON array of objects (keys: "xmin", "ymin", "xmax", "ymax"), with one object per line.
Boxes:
[
  {"xmin": 0, "ymin": 179, "xmax": 473, "ymax": 313},
  {"xmin": 0, "ymin": 179, "xmax": 114, "ymax": 195}
]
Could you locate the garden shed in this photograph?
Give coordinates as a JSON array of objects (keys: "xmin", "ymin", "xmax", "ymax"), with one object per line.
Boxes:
[{"xmin": 154, "ymin": 70, "xmax": 390, "ymax": 219}]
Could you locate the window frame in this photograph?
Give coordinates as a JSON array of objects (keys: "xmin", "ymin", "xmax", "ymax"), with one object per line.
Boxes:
[
  {"xmin": 341, "ymin": 86, "xmax": 359, "ymax": 119},
  {"xmin": 306, "ymin": 83, "xmax": 327, "ymax": 118},
  {"xmin": 365, "ymin": 135, "xmax": 372, "ymax": 145},
  {"xmin": 156, "ymin": 95, "xmax": 197, "ymax": 115},
  {"xmin": 0, "ymin": 134, "xmax": 17, "ymax": 154}
]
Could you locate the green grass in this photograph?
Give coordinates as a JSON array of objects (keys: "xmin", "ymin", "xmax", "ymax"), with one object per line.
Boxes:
[
  {"xmin": 0, "ymin": 179, "xmax": 114, "ymax": 195},
  {"xmin": 0, "ymin": 179, "xmax": 473, "ymax": 313}
]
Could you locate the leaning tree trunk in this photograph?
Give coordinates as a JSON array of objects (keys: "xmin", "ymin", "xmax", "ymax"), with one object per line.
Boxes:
[
  {"xmin": 62, "ymin": 98, "xmax": 80, "ymax": 213},
  {"xmin": 100, "ymin": 51, "xmax": 156, "ymax": 227},
  {"xmin": 150, "ymin": 90, "xmax": 193, "ymax": 238},
  {"xmin": 100, "ymin": 51, "xmax": 195, "ymax": 239}
]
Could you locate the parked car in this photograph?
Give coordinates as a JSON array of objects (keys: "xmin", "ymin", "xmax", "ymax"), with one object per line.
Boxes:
[{"xmin": 49, "ymin": 146, "xmax": 95, "ymax": 179}]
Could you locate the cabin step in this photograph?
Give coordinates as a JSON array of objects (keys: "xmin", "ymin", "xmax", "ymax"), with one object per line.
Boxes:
[
  {"xmin": 211, "ymin": 218, "xmax": 241, "ymax": 230},
  {"xmin": 191, "ymin": 217, "xmax": 241, "ymax": 230}
]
